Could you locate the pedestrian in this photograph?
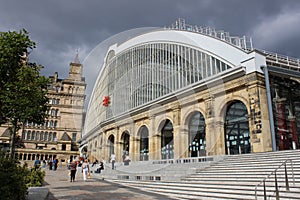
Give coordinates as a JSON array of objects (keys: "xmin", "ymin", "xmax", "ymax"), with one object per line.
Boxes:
[
  {"xmin": 48, "ymin": 159, "xmax": 53, "ymax": 170},
  {"xmin": 124, "ymin": 154, "xmax": 131, "ymax": 166},
  {"xmin": 69, "ymin": 159, "xmax": 77, "ymax": 182},
  {"xmin": 53, "ymin": 158, "xmax": 58, "ymax": 170},
  {"xmin": 122, "ymin": 151, "xmax": 126, "ymax": 162},
  {"xmin": 96, "ymin": 161, "xmax": 104, "ymax": 173},
  {"xmin": 34, "ymin": 157, "xmax": 41, "ymax": 170},
  {"xmin": 42, "ymin": 160, "xmax": 46, "ymax": 168},
  {"xmin": 81, "ymin": 159, "xmax": 90, "ymax": 182},
  {"xmin": 110, "ymin": 153, "xmax": 116, "ymax": 170},
  {"xmin": 92, "ymin": 159, "xmax": 98, "ymax": 167},
  {"xmin": 67, "ymin": 159, "xmax": 71, "ymax": 170}
]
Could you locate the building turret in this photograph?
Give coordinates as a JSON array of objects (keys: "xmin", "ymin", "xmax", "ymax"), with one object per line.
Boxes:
[{"xmin": 68, "ymin": 51, "xmax": 83, "ymax": 81}]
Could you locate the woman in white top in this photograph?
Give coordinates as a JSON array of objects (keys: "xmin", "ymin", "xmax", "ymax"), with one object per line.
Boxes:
[{"xmin": 81, "ymin": 159, "xmax": 90, "ymax": 181}]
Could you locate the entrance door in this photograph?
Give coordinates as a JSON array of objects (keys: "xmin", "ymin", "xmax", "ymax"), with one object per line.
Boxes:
[
  {"xmin": 188, "ymin": 112, "xmax": 206, "ymax": 157},
  {"xmin": 161, "ymin": 119, "xmax": 174, "ymax": 159},
  {"xmin": 225, "ymin": 101, "xmax": 251, "ymax": 155}
]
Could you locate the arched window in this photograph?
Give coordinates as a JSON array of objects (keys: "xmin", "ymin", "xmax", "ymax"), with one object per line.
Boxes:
[
  {"xmin": 225, "ymin": 101, "xmax": 251, "ymax": 155},
  {"xmin": 53, "ymin": 132, "xmax": 57, "ymax": 142},
  {"xmin": 27, "ymin": 131, "xmax": 31, "ymax": 140},
  {"xmin": 161, "ymin": 119, "xmax": 174, "ymax": 159},
  {"xmin": 44, "ymin": 132, "xmax": 48, "ymax": 141},
  {"xmin": 188, "ymin": 112, "xmax": 206, "ymax": 157},
  {"xmin": 49, "ymin": 132, "xmax": 52, "ymax": 141},
  {"xmin": 31, "ymin": 131, "xmax": 35, "ymax": 140},
  {"xmin": 54, "ymin": 121, "xmax": 58, "ymax": 128},
  {"xmin": 51, "ymin": 109, "xmax": 55, "ymax": 117},
  {"xmin": 22, "ymin": 130, "xmax": 26, "ymax": 140},
  {"xmin": 108, "ymin": 135, "xmax": 115, "ymax": 156},
  {"xmin": 121, "ymin": 131, "xmax": 130, "ymax": 154},
  {"xmin": 49, "ymin": 120, "xmax": 53, "ymax": 128},
  {"xmin": 36, "ymin": 131, "xmax": 40, "ymax": 141},
  {"xmin": 139, "ymin": 126, "xmax": 149, "ymax": 161},
  {"xmin": 40, "ymin": 132, "xmax": 44, "ymax": 141}
]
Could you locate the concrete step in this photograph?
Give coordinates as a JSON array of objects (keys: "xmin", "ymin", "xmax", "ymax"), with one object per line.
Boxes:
[
  {"xmin": 110, "ymin": 179, "xmax": 300, "ymax": 200},
  {"xmin": 220, "ymin": 159, "xmax": 297, "ymax": 166},
  {"xmin": 101, "ymin": 150, "xmax": 300, "ymax": 199},
  {"xmin": 194, "ymin": 169, "xmax": 299, "ymax": 174},
  {"xmin": 206, "ymin": 164, "xmax": 299, "ymax": 170}
]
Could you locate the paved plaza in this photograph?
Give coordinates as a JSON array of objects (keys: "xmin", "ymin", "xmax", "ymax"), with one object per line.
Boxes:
[{"xmin": 42, "ymin": 167, "xmax": 176, "ymax": 200}]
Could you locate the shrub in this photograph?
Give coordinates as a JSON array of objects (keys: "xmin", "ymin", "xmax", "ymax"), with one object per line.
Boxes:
[
  {"xmin": 0, "ymin": 153, "xmax": 46, "ymax": 200},
  {"xmin": 0, "ymin": 153, "xmax": 28, "ymax": 200},
  {"xmin": 26, "ymin": 167, "xmax": 46, "ymax": 187}
]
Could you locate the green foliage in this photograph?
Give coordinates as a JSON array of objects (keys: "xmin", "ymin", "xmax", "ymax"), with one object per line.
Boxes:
[
  {"xmin": 0, "ymin": 152, "xmax": 28, "ymax": 200},
  {"xmin": 0, "ymin": 29, "xmax": 50, "ymax": 157},
  {"xmin": 0, "ymin": 153, "xmax": 46, "ymax": 200},
  {"xmin": 0, "ymin": 29, "xmax": 36, "ymax": 125},
  {"xmin": 0, "ymin": 29, "xmax": 35, "ymax": 89},
  {"xmin": 0, "ymin": 29, "xmax": 49, "ymax": 126},
  {"xmin": 26, "ymin": 168, "xmax": 46, "ymax": 187},
  {"xmin": 2, "ymin": 64, "xmax": 49, "ymax": 125}
]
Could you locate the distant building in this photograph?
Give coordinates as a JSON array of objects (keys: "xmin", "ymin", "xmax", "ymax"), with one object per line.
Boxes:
[
  {"xmin": 0, "ymin": 53, "xmax": 86, "ymax": 165},
  {"xmin": 81, "ymin": 19, "xmax": 300, "ymax": 162}
]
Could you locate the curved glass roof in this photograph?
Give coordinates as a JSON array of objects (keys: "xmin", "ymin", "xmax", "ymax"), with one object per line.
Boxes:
[{"xmin": 84, "ymin": 41, "xmax": 236, "ymax": 134}]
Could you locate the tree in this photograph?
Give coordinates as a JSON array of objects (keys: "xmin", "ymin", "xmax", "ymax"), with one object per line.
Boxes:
[{"xmin": 0, "ymin": 29, "xmax": 49, "ymax": 158}]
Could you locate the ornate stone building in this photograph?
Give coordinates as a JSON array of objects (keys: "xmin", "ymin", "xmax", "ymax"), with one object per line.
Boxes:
[
  {"xmin": 0, "ymin": 54, "xmax": 86, "ymax": 165},
  {"xmin": 81, "ymin": 19, "xmax": 300, "ymax": 163}
]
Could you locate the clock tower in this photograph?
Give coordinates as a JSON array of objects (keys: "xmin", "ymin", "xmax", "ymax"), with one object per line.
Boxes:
[{"xmin": 68, "ymin": 52, "xmax": 83, "ymax": 81}]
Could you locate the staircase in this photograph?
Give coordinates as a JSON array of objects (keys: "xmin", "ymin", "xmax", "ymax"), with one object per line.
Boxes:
[{"xmin": 100, "ymin": 150, "xmax": 300, "ymax": 200}]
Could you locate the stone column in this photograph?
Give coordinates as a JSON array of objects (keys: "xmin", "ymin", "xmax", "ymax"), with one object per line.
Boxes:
[
  {"xmin": 206, "ymin": 118, "xmax": 225, "ymax": 156},
  {"xmin": 172, "ymin": 107, "xmax": 181, "ymax": 159},
  {"xmin": 129, "ymin": 135, "xmax": 138, "ymax": 161},
  {"xmin": 149, "ymin": 114, "xmax": 162, "ymax": 161}
]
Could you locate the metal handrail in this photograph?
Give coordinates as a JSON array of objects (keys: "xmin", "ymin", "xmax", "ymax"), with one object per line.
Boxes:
[
  {"xmin": 254, "ymin": 159, "xmax": 295, "ymax": 200},
  {"xmin": 259, "ymin": 49, "xmax": 300, "ymax": 69}
]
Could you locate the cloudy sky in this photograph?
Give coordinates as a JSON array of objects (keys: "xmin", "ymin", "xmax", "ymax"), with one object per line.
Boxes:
[{"xmin": 1, "ymin": 0, "xmax": 300, "ymax": 108}]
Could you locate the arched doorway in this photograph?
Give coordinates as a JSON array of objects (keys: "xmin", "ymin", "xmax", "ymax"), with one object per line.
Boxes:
[
  {"xmin": 121, "ymin": 131, "xmax": 130, "ymax": 154},
  {"xmin": 225, "ymin": 101, "xmax": 251, "ymax": 155},
  {"xmin": 81, "ymin": 146, "xmax": 88, "ymax": 159},
  {"xmin": 188, "ymin": 112, "xmax": 206, "ymax": 157},
  {"xmin": 108, "ymin": 135, "xmax": 115, "ymax": 156},
  {"xmin": 161, "ymin": 119, "xmax": 174, "ymax": 159},
  {"xmin": 139, "ymin": 126, "xmax": 149, "ymax": 161}
]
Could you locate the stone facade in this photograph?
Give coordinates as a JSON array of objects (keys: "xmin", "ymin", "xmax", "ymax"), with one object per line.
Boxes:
[
  {"xmin": 0, "ymin": 54, "xmax": 86, "ymax": 166},
  {"xmin": 86, "ymin": 71, "xmax": 273, "ymax": 162}
]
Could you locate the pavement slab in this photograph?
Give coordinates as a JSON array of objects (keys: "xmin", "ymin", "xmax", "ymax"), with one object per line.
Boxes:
[{"xmin": 43, "ymin": 167, "xmax": 177, "ymax": 200}]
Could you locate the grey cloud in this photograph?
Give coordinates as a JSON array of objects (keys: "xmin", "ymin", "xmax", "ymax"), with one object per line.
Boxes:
[{"xmin": 1, "ymin": 0, "xmax": 300, "ymax": 108}]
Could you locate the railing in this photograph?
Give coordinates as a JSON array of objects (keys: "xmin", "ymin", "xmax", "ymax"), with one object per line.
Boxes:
[
  {"xmin": 259, "ymin": 49, "xmax": 300, "ymax": 71},
  {"xmin": 152, "ymin": 155, "xmax": 219, "ymax": 164},
  {"xmin": 166, "ymin": 18, "xmax": 253, "ymax": 51},
  {"xmin": 254, "ymin": 159, "xmax": 295, "ymax": 200}
]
